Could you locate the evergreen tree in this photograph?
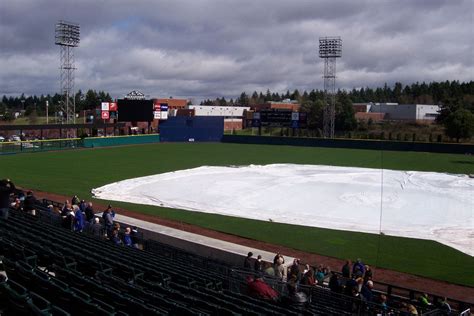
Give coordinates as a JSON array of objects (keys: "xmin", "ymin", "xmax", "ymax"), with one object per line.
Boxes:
[
  {"xmin": 335, "ymin": 92, "xmax": 356, "ymax": 131},
  {"xmin": 444, "ymin": 109, "xmax": 474, "ymax": 142}
]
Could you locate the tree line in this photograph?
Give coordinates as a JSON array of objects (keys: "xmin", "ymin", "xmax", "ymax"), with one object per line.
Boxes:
[
  {"xmin": 201, "ymin": 80, "xmax": 474, "ymax": 107},
  {"xmin": 0, "ymin": 90, "xmax": 112, "ymax": 120},
  {"xmin": 1, "ymin": 81, "xmax": 473, "ymax": 140}
]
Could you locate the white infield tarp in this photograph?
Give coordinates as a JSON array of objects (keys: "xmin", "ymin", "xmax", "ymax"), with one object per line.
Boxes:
[{"xmin": 92, "ymin": 164, "xmax": 474, "ymax": 256}]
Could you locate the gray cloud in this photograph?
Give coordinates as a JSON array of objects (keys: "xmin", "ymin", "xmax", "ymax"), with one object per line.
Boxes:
[{"xmin": 0, "ymin": 0, "xmax": 472, "ymax": 100}]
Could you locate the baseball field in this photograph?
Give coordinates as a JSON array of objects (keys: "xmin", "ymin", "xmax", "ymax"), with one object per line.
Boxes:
[{"xmin": 1, "ymin": 142, "xmax": 473, "ymax": 286}]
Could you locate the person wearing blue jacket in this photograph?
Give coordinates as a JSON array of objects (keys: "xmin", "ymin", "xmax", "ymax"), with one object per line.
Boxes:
[
  {"xmin": 74, "ymin": 205, "xmax": 84, "ymax": 232},
  {"xmin": 123, "ymin": 227, "xmax": 132, "ymax": 247}
]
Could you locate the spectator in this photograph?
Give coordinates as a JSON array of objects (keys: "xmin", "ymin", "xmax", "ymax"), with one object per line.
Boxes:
[
  {"xmin": 364, "ymin": 265, "xmax": 373, "ymax": 284},
  {"xmin": 350, "ymin": 287, "xmax": 363, "ymax": 313},
  {"xmin": 24, "ymin": 191, "xmax": 37, "ymax": 215},
  {"xmin": 303, "ymin": 264, "xmax": 310, "ymax": 275},
  {"xmin": 418, "ymin": 293, "xmax": 431, "ymax": 307},
  {"xmin": 274, "ymin": 255, "xmax": 287, "ymax": 281},
  {"xmin": 79, "ymin": 200, "xmax": 86, "ymax": 212},
  {"xmin": 379, "ymin": 294, "xmax": 389, "ymax": 313},
  {"xmin": 113, "ymin": 222, "xmax": 121, "ymax": 232},
  {"xmin": 406, "ymin": 303, "xmax": 418, "ymax": 315},
  {"xmin": 11, "ymin": 198, "xmax": 22, "ymax": 211},
  {"xmin": 102, "ymin": 205, "xmax": 114, "ymax": 237},
  {"xmin": 244, "ymin": 252, "xmax": 253, "ymax": 270},
  {"xmin": 130, "ymin": 227, "xmax": 140, "ymax": 249},
  {"xmin": 344, "ymin": 277, "xmax": 358, "ymax": 296},
  {"xmin": 71, "ymin": 195, "xmax": 80, "ymax": 206},
  {"xmin": 89, "ymin": 217, "xmax": 102, "ymax": 237},
  {"xmin": 254, "ymin": 255, "xmax": 264, "ymax": 272},
  {"xmin": 360, "ymin": 280, "xmax": 374, "ymax": 302},
  {"xmin": 84, "ymin": 202, "xmax": 95, "ymax": 223},
  {"xmin": 0, "ymin": 179, "xmax": 17, "ymax": 220},
  {"xmin": 286, "ymin": 277, "xmax": 307, "ymax": 307},
  {"xmin": 273, "ymin": 253, "xmax": 284, "ymax": 265},
  {"xmin": 61, "ymin": 203, "xmax": 75, "ymax": 230},
  {"xmin": 61, "ymin": 200, "xmax": 70, "ymax": 213},
  {"xmin": 17, "ymin": 191, "xmax": 25, "ymax": 203},
  {"xmin": 300, "ymin": 268, "xmax": 316, "ymax": 287},
  {"xmin": 123, "ymin": 227, "xmax": 132, "ymax": 247},
  {"xmin": 401, "ymin": 302, "xmax": 418, "ymax": 315},
  {"xmin": 110, "ymin": 229, "xmax": 122, "ymax": 245},
  {"xmin": 288, "ymin": 258, "xmax": 301, "ymax": 281},
  {"xmin": 73, "ymin": 205, "xmax": 84, "ymax": 232},
  {"xmin": 46, "ymin": 204, "xmax": 54, "ymax": 214},
  {"xmin": 246, "ymin": 274, "xmax": 279, "ymax": 301},
  {"xmin": 342, "ymin": 259, "xmax": 351, "ymax": 278},
  {"xmin": 263, "ymin": 262, "xmax": 275, "ymax": 277},
  {"xmin": 328, "ymin": 272, "xmax": 341, "ymax": 293},
  {"xmin": 315, "ymin": 264, "xmax": 325, "ymax": 285},
  {"xmin": 352, "ymin": 258, "xmax": 365, "ymax": 278},
  {"xmin": 438, "ymin": 297, "xmax": 451, "ymax": 314}
]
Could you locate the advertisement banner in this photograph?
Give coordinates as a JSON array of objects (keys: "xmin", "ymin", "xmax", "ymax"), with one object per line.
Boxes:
[
  {"xmin": 109, "ymin": 102, "xmax": 117, "ymax": 111},
  {"xmin": 101, "ymin": 111, "xmax": 110, "ymax": 119},
  {"xmin": 101, "ymin": 102, "xmax": 110, "ymax": 111}
]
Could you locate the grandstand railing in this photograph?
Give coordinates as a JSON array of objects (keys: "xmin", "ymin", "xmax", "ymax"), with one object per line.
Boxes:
[
  {"xmin": 35, "ymin": 198, "xmax": 472, "ymax": 314},
  {"xmin": 0, "ymin": 138, "xmax": 84, "ymax": 155}
]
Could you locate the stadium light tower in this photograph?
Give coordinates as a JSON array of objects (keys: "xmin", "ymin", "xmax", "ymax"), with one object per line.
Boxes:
[
  {"xmin": 55, "ymin": 20, "xmax": 80, "ymax": 124},
  {"xmin": 319, "ymin": 36, "xmax": 342, "ymax": 138}
]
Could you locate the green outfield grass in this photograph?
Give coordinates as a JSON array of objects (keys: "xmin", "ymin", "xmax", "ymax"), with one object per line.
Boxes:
[{"xmin": 1, "ymin": 142, "xmax": 473, "ymax": 287}]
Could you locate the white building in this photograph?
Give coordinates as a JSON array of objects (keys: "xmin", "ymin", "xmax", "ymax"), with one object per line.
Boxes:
[
  {"xmin": 187, "ymin": 105, "xmax": 250, "ymax": 118},
  {"xmin": 363, "ymin": 103, "xmax": 441, "ymax": 121}
]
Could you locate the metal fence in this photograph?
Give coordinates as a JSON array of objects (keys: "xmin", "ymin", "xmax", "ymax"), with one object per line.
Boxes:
[{"xmin": 0, "ymin": 138, "xmax": 84, "ymax": 155}]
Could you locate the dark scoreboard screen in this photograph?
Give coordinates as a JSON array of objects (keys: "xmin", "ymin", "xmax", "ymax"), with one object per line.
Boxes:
[
  {"xmin": 260, "ymin": 110, "xmax": 293, "ymax": 127},
  {"xmin": 117, "ymin": 99, "xmax": 154, "ymax": 122}
]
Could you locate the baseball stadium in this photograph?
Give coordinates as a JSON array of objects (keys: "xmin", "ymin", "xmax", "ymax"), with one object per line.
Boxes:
[
  {"xmin": 0, "ymin": 123, "xmax": 473, "ymax": 315},
  {"xmin": 0, "ymin": 4, "xmax": 473, "ymax": 314}
]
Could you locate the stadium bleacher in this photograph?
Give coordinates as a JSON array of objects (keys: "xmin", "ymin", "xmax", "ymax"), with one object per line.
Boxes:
[{"xmin": 0, "ymin": 200, "xmax": 468, "ymax": 315}]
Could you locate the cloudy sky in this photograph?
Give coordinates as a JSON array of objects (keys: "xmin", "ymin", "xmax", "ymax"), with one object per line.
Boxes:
[{"xmin": 0, "ymin": 0, "xmax": 472, "ymax": 100}]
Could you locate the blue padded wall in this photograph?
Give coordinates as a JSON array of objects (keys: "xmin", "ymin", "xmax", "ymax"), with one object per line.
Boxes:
[{"xmin": 159, "ymin": 116, "xmax": 224, "ymax": 142}]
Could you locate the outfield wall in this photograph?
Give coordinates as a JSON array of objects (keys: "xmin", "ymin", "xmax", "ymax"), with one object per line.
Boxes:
[
  {"xmin": 83, "ymin": 134, "xmax": 160, "ymax": 148},
  {"xmin": 0, "ymin": 134, "xmax": 161, "ymax": 155},
  {"xmin": 222, "ymin": 135, "xmax": 474, "ymax": 154}
]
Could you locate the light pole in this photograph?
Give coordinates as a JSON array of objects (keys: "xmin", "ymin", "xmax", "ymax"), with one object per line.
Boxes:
[{"xmin": 46, "ymin": 101, "xmax": 49, "ymax": 124}]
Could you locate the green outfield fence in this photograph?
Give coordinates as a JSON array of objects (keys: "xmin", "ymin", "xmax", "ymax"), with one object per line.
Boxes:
[
  {"xmin": 0, "ymin": 134, "xmax": 162, "ymax": 155},
  {"xmin": 222, "ymin": 135, "xmax": 474, "ymax": 154},
  {"xmin": 0, "ymin": 138, "xmax": 84, "ymax": 155}
]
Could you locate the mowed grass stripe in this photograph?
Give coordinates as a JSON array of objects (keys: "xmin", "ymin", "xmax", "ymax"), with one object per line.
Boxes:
[{"xmin": 1, "ymin": 142, "xmax": 473, "ymax": 286}]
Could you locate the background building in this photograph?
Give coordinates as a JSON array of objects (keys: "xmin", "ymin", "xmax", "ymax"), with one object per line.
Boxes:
[
  {"xmin": 186, "ymin": 105, "xmax": 250, "ymax": 131},
  {"xmin": 353, "ymin": 103, "xmax": 440, "ymax": 122}
]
